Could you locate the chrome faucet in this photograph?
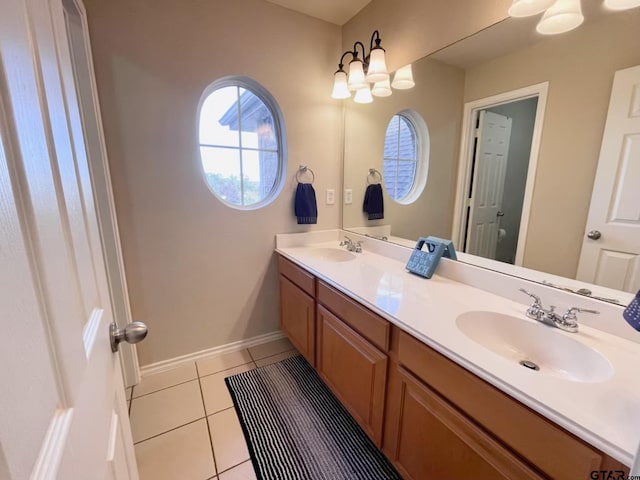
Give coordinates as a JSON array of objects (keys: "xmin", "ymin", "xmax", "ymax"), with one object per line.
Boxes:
[
  {"xmin": 519, "ymin": 288, "xmax": 599, "ymax": 333},
  {"xmin": 340, "ymin": 236, "xmax": 363, "ymax": 253}
]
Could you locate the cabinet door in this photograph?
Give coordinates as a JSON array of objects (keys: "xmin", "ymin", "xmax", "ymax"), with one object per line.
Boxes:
[
  {"xmin": 385, "ymin": 365, "xmax": 543, "ymax": 480},
  {"xmin": 316, "ymin": 305, "xmax": 387, "ymax": 445},
  {"xmin": 279, "ymin": 275, "xmax": 315, "ymax": 365}
]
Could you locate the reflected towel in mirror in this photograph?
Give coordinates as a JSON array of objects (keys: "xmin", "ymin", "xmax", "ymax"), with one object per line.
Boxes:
[{"xmin": 363, "ymin": 183, "xmax": 384, "ymax": 220}]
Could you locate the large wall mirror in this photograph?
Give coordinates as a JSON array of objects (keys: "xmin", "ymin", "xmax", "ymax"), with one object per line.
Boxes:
[{"xmin": 342, "ymin": 2, "xmax": 640, "ymax": 305}]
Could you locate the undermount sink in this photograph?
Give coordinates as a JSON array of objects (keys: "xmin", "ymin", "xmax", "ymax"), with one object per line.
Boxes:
[
  {"xmin": 300, "ymin": 247, "xmax": 356, "ymax": 262},
  {"xmin": 456, "ymin": 311, "xmax": 613, "ymax": 383}
]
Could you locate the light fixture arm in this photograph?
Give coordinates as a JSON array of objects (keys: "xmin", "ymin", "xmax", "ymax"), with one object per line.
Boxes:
[
  {"xmin": 351, "ymin": 41, "xmax": 367, "ymax": 63},
  {"xmin": 336, "ymin": 50, "xmax": 355, "ymax": 72},
  {"xmin": 369, "ymin": 30, "xmax": 383, "ymax": 52}
]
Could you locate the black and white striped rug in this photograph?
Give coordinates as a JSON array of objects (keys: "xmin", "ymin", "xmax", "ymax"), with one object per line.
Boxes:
[{"xmin": 225, "ymin": 355, "xmax": 401, "ymax": 480}]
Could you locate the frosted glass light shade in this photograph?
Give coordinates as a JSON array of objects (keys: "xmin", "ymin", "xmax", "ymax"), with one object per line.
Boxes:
[
  {"xmin": 331, "ymin": 71, "xmax": 351, "ymax": 99},
  {"xmin": 354, "ymin": 86, "xmax": 373, "ymax": 104},
  {"xmin": 604, "ymin": 0, "xmax": 640, "ymax": 9},
  {"xmin": 536, "ymin": 0, "xmax": 584, "ymax": 35},
  {"xmin": 348, "ymin": 60, "xmax": 367, "ymax": 90},
  {"xmin": 508, "ymin": 0, "xmax": 555, "ymax": 17},
  {"xmin": 365, "ymin": 48, "xmax": 389, "ymax": 83},
  {"xmin": 391, "ymin": 64, "xmax": 415, "ymax": 90},
  {"xmin": 371, "ymin": 78, "xmax": 392, "ymax": 97}
]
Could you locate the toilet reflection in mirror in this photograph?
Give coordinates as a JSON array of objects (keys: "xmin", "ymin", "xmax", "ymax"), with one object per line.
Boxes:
[{"xmin": 342, "ymin": 2, "xmax": 640, "ymax": 303}]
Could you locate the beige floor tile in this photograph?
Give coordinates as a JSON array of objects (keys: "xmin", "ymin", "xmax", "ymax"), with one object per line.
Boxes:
[
  {"xmin": 218, "ymin": 460, "xmax": 257, "ymax": 480},
  {"xmin": 248, "ymin": 337, "xmax": 294, "ymax": 360},
  {"xmin": 255, "ymin": 349, "xmax": 299, "ymax": 367},
  {"xmin": 133, "ymin": 363, "xmax": 198, "ymax": 398},
  {"xmin": 197, "ymin": 350, "xmax": 253, "ymax": 378},
  {"xmin": 200, "ymin": 363, "xmax": 255, "ymax": 415},
  {"xmin": 208, "ymin": 409, "xmax": 249, "ymax": 473},
  {"xmin": 130, "ymin": 380, "xmax": 205, "ymax": 443},
  {"xmin": 135, "ymin": 419, "xmax": 216, "ymax": 480}
]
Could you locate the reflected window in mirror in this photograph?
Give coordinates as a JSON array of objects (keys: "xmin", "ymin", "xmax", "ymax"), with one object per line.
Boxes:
[{"xmin": 383, "ymin": 110, "xmax": 429, "ymax": 204}]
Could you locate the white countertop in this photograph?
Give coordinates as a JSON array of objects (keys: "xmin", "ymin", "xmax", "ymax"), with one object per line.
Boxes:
[{"xmin": 276, "ymin": 237, "xmax": 640, "ymax": 466}]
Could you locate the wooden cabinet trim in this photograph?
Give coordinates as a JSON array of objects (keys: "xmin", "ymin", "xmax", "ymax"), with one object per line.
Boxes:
[
  {"xmin": 277, "ymin": 255, "xmax": 315, "ymax": 297},
  {"xmin": 317, "ymin": 281, "xmax": 390, "ymax": 351},
  {"xmin": 397, "ymin": 329, "xmax": 614, "ymax": 479},
  {"xmin": 278, "ymin": 275, "xmax": 315, "ymax": 366},
  {"xmin": 316, "ymin": 305, "xmax": 387, "ymax": 445}
]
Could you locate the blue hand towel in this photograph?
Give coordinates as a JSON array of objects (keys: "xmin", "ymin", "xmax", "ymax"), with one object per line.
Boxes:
[
  {"xmin": 295, "ymin": 183, "xmax": 317, "ymax": 224},
  {"xmin": 363, "ymin": 183, "xmax": 384, "ymax": 220},
  {"xmin": 623, "ymin": 290, "xmax": 640, "ymax": 332}
]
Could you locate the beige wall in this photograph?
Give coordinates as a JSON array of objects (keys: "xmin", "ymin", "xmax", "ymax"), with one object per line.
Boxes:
[
  {"xmin": 342, "ymin": 0, "xmax": 512, "ymax": 71},
  {"xmin": 84, "ymin": 0, "xmax": 342, "ymax": 365},
  {"xmin": 343, "ymin": 58, "xmax": 465, "ymax": 240},
  {"xmin": 464, "ymin": 10, "xmax": 640, "ymax": 278}
]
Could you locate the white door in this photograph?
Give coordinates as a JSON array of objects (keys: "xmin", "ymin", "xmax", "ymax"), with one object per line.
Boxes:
[
  {"xmin": 465, "ymin": 110, "xmax": 512, "ymax": 259},
  {"xmin": 576, "ymin": 65, "xmax": 640, "ymax": 293},
  {"xmin": 0, "ymin": 0, "xmax": 140, "ymax": 478}
]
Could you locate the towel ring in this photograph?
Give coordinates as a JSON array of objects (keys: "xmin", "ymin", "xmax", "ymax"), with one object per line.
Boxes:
[
  {"xmin": 296, "ymin": 165, "xmax": 315, "ymax": 184},
  {"xmin": 367, "ymin": 168, "xmax": 383, "ymax": 185}
]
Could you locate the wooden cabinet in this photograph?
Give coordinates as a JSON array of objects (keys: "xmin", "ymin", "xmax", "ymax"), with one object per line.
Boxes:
[
  {"xmin": 277, "ymin": 257, "xmax": 631, "ymax": 478},
  {"xmin": 277, "ymin": 255, "xmax": 316, "ymax": 365},
  {"xmin": 386, "ymin": 329, "xmax": 629, "ymax": 479},
  {"xmin": 384, "ymin": 365, "xmax": 543, "ymax": 480},
  {"xmin": 316, "ymin": 305, "xmax": 388, "ymax": 445}
]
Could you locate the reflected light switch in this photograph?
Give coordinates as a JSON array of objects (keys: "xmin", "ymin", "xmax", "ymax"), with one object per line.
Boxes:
[{"xmin": 344, "ymin": 189, "xmax": 353, "ymax": 205}]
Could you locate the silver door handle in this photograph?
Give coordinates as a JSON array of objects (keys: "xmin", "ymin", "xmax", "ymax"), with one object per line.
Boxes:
[
  {"xmin": 587, "ymin": 230, "xmax": 601, "ymax": 240},
  {"xmin": 110, "ymin": 321, "xmax": 148, "ymax": 352},
  {"xmin": 497, "ymin": 211, "xmax": 505, "ymax": 217}
]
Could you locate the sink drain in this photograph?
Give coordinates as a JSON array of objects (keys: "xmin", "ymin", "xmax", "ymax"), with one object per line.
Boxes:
[{"xmin": 519, "ymin": 360, "xmax": 540, "ymax": 371}]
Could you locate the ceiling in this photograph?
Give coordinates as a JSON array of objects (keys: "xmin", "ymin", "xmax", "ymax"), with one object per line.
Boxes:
[{"xmin": 264, "ymin": 0, "xmax": 372, "ymax": 25}]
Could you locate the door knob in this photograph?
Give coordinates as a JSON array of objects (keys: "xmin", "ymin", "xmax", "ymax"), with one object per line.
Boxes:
[
  {"xmin": 587, "ymin": 230, "xmax": 602, "ymax": 240},
  {"xmin": 110, "ymin": 321, "xmax": 148, "ymax": 352},
  {"xmin": 496, "ymin": 211, "xmax": 505, "ymax": 217}
]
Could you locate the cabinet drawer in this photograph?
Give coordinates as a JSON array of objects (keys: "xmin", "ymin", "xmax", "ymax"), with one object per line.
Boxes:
[
  {"xmin": 397, "ymin": 330, "xmax": 616, "ymax": 480},
  {"xmin": 278, "ymin": 255, "xmax": 315, "ymax": 297},
  {"xmin": 317, "ymin": 281, "xmax": 390, "ymax": 351}
]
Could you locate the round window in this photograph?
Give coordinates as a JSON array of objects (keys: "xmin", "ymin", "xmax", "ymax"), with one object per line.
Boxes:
[
  {"xmin": 382, "ymin": 110, "xmax": 429, "ymax": 204},
  {"xmin": 197, "ymin": 77, "xmax": 286, "ymax": 209}
]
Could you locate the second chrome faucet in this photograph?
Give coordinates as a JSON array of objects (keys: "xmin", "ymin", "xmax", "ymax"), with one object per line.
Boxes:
[
  {"xmin": 340, "ymin": 236, "xmax": 363, "ymax": 253},
  {"xmin": 519, "ymin": 288, "xmax": 599, "ymax": 333}
]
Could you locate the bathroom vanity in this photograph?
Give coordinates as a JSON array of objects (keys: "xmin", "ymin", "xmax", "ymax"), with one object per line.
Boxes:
[{"xmin": 275, "ymin": 231, "xmax": 638, "ymax": 479}]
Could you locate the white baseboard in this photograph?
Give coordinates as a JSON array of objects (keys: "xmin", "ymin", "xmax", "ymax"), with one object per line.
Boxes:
[{"xmin": 140, "ymin": 330, "xmax": 286, "ymax": 377}]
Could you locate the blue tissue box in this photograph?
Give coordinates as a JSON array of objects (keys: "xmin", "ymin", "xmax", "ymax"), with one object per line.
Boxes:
[
  {"xmin": 623, "ymin": 291, "xmax": 640, "ymax": 332},
  {"xmin": 406, "ymin": 237, "xmax": 446, "ymax": 279},
  {"xmin": 425, "ymin": 236, "xmax": 457, "ymax": 260}
]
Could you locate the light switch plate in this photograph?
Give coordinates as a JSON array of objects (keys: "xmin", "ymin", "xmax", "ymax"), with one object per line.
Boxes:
[
  {"xmin": 326, "ymin": 189, "xmax": 335, "ymax": 205},
  {"xmin": 344, "ymin": 189, "xmax": 353, "ymax": 204}
]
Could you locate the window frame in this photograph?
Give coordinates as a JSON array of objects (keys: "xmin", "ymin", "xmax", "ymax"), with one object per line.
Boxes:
[
  {"xmin": 196, "ymin": 76, "xmax": 287, "ymax": 210},
  {"xmin": 382, "ymin": 109, "xmax": 430, "ymax": 205}
]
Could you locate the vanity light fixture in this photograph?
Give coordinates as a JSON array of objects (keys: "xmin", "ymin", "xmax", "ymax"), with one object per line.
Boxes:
[
  {"xmin": 332, "ymin": 30, "xmax": 414, "ymax": 102},
  {"xmin": 536, "ymin": 0, "xmax": 584, "ymax": 34},
  {"xmin": 604, "ymin": 0, "xmax": 640, "ymax": 9},
  {"xmin": 391, "ymin": 64, "xmax": 415, "ymax": 90},
  {"xmin": 508, "ymin": 0, "xmax": 556, "ymax": 17}
]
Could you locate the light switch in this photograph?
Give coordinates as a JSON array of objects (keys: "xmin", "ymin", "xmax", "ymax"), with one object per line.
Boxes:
[
  {"xmin": 326, "ymin": 189, "xmax": 335, "ymax": 205},
  {"xmin": 344, "ymin": 189, "xmax": 353, "ymax": 205}
]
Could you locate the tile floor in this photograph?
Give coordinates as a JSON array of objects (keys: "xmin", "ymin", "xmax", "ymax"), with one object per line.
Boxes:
[{"xmin": 127, "ymin": 337, "xmax": 298, "ymax": 480}]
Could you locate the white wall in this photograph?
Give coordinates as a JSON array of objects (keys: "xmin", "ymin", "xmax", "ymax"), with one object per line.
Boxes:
[{"xmin": 84, "ymin": 0, "xmax": 343, "ymax": 365}]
